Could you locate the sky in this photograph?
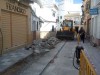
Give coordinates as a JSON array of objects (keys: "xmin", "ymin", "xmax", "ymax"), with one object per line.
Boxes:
[
  {"xmin": 55, "ymin": 0, "xmax": 63, "ymax": 2},
  {"xmin": 55, "ymin": 0, "xmax": 82, "ymax": 4},
  {"xmin": 57, "ymin": 0, "xmax": 82, "ymax": 15},
  {"xmin": 73, "ymin": 0, "xmax": 82, "ymax": 4}
]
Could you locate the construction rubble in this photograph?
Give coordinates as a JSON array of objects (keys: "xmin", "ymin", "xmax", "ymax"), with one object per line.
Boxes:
[{"xmin": 31, "ymin": 37, "xmax": 60, "ymax": 54}]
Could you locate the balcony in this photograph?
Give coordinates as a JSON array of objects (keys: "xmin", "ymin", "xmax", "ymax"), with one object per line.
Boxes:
[
  {"xmin": 84, "ymin": 1, "xmax": 91, "ymax": 13},
  {"xmin": 18, "ymin": 0, "xmax": 33, "ymax": 4}
]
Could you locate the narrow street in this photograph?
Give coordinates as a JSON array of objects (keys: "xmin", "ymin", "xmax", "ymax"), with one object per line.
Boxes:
[
  {"xmin": 14, "ymin": 41, "xmax": 78, "ymax": 75},
  {"xmin": 0, "ymin": 0, "xmax": 100, "ymax": 75},
  {"xmin": 1, "ymin": 39, "xmax": 100, "ymax": 75},
  {"xmin": 41, "ymin": 41, "xmax": 78, "ymax": 75},
  {"xmin": 0, "ymin": 41, "xmax": 79, "ymax": 75}
]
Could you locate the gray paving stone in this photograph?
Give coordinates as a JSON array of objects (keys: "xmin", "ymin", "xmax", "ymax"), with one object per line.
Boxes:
[
  {"xmin": 80, "ymin": 41, "xmax": 100, "ymax": 75},
  {"xmin": 42, "ymin": 41, "xmax": 78, "ymax": 75},
  {"xmin": 0, "ymin": 48, "xmax": 33, "ymax": 73},
  {"xmin": 18, "ymin": 41, "xmax": 78, "ymax": 75},
  {"xmin": 1, "ymin": 40, "xmax": 99, "ymax": 75},
  {"xmin": 19, "ymin": 42, "xmax": 65, "ymax": 75}
]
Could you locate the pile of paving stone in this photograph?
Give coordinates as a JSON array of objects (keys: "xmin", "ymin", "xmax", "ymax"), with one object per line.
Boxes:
[{"xmin": 32, "ymin": 37, "xmax": 60, "ymax": 54}]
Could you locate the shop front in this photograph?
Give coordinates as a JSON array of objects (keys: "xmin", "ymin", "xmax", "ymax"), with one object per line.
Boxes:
[{"xmin": 0, "ymin": 0, "xmax": 29, "ymax": 54}]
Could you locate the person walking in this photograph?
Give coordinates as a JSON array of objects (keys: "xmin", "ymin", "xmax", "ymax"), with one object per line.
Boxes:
[{"xmin": 79, "ymin": 27, "xmax": 85, "ymax": 43}]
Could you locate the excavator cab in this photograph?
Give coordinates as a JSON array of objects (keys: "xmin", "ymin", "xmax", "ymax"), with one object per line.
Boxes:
[
  {"xmin": 56, "ymin": 19, "xmax": 74, "ymax": 40},
  {"xmin": 63, "ymin": 20, "xmax": 73, "ymax": 31}
]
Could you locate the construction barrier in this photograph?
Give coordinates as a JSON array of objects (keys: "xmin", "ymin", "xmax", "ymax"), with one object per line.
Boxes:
[{"xmin": 79, "ymin": 50, "xmax": 96, "ymax": 75}]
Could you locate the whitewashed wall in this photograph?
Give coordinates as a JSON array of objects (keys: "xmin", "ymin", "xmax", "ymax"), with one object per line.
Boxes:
[
  {"xmin": 96, "ymin": 8, "xmax": 100, "ymax": 39},
  {"xmin": 90, "ymin": 0, "xmax": 100, "ymax": 39}
]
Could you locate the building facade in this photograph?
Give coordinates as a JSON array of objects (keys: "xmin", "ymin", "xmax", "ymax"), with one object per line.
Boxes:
[
  {"xmin": 82, "ymin": 0, "xmax": 91, "ymax": 38},
  {"xmin": 0, "ymin": 0, "xmax": 33, "ymax": 54},
  {"xmin": 90, "ymin": 0, "xmax": 100, "ymax": 46},
  {"xmin": 30, "ymin": 0, "xmax": 58, "ymax": 39},
  {"xmin": 30, "ymin": 7, "xmax": 42, "ymax": 40},
  {"xmin": 64, "ymin": 13, "xmax": 83, "ymax": 30},
  {"xmin": 40, "ymin": 4, "xmax": 58, "ymax": 38},
  {"xmin": 57, "ymin": 0, "xmax": 82, "ymax": 31}
]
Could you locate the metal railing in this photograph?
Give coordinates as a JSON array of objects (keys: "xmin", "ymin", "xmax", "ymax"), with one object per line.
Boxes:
[{"xmin": 79, "ymin": 50, "xmax": 97, "ymax": 75}]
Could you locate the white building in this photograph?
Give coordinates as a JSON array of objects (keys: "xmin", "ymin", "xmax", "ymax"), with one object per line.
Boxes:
[
  {"xmin": 90, "ymin": 0, "xmax": 100, "ymax": 46},
  {"xmin": 30, "ymin": 0, "xmax": 58, "ymax": 39},
  {"xmin": 64, "ymin": 13, "xmax": 83, "ymax": 29},
  {"xmin": 30, "ymin": 7, "xmax": 41, "ymax": 40},
  {"xmin": 56, "ymin": 0, "xmax": 82, "ymax": 30}
]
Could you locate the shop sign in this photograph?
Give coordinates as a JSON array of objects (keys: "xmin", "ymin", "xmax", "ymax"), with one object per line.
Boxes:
[
  {"xmin": 90, "ymin": 8, "xmax": 98, "ymax": 15},
  {"xmin": 5, "ymin": 0, "xmax": 27, "ymax": 14}
]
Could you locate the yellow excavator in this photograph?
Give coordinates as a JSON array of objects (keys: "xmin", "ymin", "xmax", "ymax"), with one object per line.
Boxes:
[{"xmin": 56, "ymin": 19, "xmax": 75, "ymax": 40}]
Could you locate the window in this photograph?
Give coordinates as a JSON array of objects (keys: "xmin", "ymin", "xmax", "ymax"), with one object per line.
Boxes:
[
  {"xmin": 32, "ymin": 21, "xmax": 36, "ymax": 31},
  {"xmin": 74, "ymin": 17, "xmax": 80, "ymax": 25},
  {"xmin": 58, "ymin": 16, "xmax": 59, "ymax": 19},
  {"xmin": 52, "ymin": 9, "xmax": 56, "ymax": 17},
  {"xmin": 56, "ymin": 16, "xmax": 59, "ymax": 22},
  {"xmin": 37, "ymin": 22, "xmax": 38, "ymax": 31},
  {"xmin": 60, "ymin": 16, "xmax": 62, "ymax": 19},
  {"xmin": 53, "ymin": 12, "xmax": 55, "ymax": 17}
]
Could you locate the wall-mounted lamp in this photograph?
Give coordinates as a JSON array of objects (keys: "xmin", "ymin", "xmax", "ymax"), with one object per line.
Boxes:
[{"xmin": 81, "ymin": 5, "xmax": 84, "ymax": 11}]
